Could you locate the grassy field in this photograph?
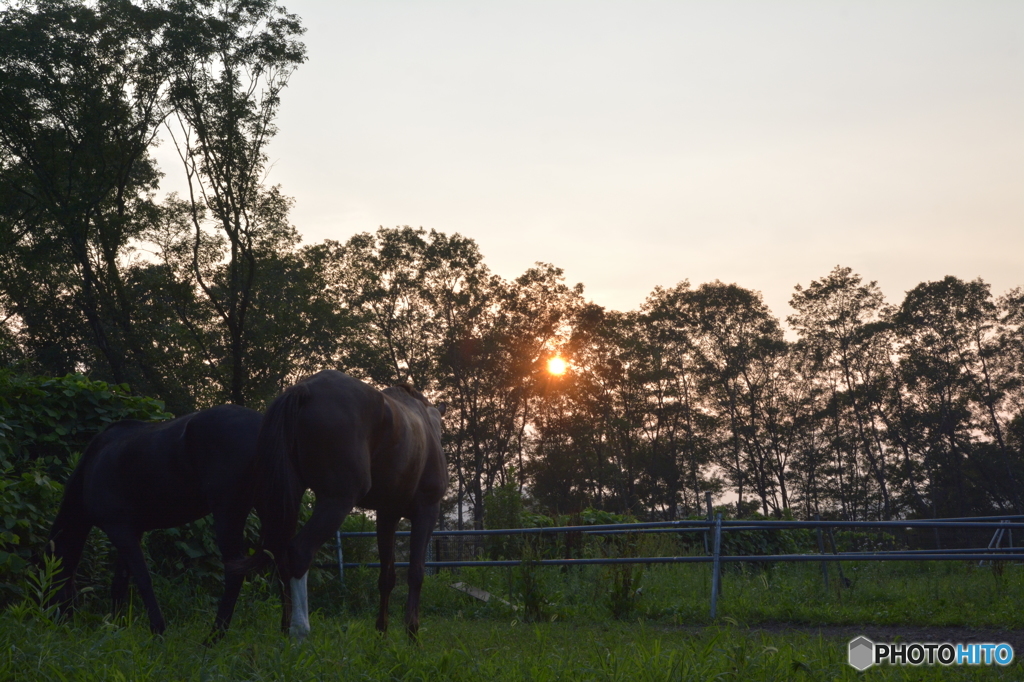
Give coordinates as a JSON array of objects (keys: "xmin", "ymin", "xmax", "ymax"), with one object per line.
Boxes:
[{"xmin": 3, "ymin": 559, "xmax": 1023, "ymax": 680}]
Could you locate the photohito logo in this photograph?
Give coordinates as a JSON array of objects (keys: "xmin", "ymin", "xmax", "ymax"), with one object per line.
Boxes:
[{"xmin": 848, "ymin": 636, "xmax": 1014, "ymax": 670}]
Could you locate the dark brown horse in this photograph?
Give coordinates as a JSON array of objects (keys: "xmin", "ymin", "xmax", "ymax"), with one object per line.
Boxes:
[
  {"xmin": 254, "ymin": 370, "xmax": 447, "ymax": 639},
  {"xmin": 46, "ymin": 405, "xmax": 262, "ymax": 637}
]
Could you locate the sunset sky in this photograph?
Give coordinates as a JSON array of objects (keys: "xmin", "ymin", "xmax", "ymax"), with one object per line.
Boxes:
[{"xmin": 153, "ymin": 0, "xmax": 1024, "ymax": 321}]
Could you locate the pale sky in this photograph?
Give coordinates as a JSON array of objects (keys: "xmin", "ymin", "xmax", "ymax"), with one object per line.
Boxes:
[{"xmin": 153, "ymin": 1, "xmax": 1024, "ymax": 321}]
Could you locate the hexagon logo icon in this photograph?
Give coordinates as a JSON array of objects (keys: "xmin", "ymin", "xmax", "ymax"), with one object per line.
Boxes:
[{"xmin": 848, "ymin": 636, "xmax": 875, "ymax": 670}]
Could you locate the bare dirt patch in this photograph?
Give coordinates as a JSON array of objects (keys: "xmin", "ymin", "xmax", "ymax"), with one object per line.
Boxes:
[{"xmin": 698, "ymin": 623, "xmax": 1024, "ymax": 652}]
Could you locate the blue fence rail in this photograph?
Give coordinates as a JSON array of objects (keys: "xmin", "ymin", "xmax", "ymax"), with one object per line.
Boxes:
[{"xmin": 330, "ymin": 514, "xmax": 1024, "ymax": 618}]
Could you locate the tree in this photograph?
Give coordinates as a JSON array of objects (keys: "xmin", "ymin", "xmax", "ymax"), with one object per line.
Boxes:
[
  {"xmin": 160, "ymin": 0, "xmax": 306, "ymax": 405},
  {"xmin": 0, "ymin": 0, "xmax": 176, "ymax": 401},
  {"xmin": 312, "ymin": 226, "xmax": 470, "ymax": 388},
  {"xmin": 891, "ymin": 277, "xmax": 1021, "ymax": 516},
  {"xmin": 442, "ymin": 263, "xmax": 585, "ymax": 527},
  {"xmin": 144, "ymin": 189, "xmax": 350, "ymax": 408},
  {"xmin": 789, "ymin": 266, "xmax": 895, "ymax": 519},
  {"xmin": 651, "ymin": 281, "xmax": 792, "ymax": 516}
]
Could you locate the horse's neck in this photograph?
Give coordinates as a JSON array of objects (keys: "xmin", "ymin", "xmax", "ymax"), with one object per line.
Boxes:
[{"xmin": 52, "ymin": 507, "xmax": 90, "ymax": 550}]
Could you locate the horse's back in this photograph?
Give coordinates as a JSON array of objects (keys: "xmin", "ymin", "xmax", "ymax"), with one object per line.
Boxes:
[
  {"xmin": 181, "ymin": 404, "xmax": 262, "ymax": 495},
  {"xmin": 81, "ymin": 406, "xmax": 262, "ymax": 530},
  {"xmin": 366, "ymin": 389, "xmax": 447, "ymax": 514}
]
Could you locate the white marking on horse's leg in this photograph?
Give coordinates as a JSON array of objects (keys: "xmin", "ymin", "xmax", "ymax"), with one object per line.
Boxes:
[{"xmin": 289, "ymin": 573, "xmax": 310, "ymax": 640}]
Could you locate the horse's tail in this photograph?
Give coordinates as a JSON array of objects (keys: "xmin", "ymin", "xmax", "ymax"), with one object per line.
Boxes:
[{"xmin": 238, "ymin": 384, "xmax": 309, "ymax": 579}]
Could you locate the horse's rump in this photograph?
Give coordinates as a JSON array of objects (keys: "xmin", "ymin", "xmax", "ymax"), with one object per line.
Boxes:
[{"xmin": 251, "ymin": 369, "xmax": 448, "ymax": 638}]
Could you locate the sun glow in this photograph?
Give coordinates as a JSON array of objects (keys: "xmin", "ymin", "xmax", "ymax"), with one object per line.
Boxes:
[{"xmin": 547, "ymin": 356, "xmax": 568, "ymax": 376}]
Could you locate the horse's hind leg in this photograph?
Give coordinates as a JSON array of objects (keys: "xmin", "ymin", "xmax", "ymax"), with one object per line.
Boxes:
[
  {"xmin": 286, "ymin": 495, "xmax": 354, "ymax": 639},
  {"xmin": 405, "ymin": 503, "xmax": 440, "ymax": 640},
  {"xmin": 104, "ymin": 525, "xmax": 166, "ymax": 635},
  {"xmin": 375, "ymin": 514, "xmax": 399, "ymax": 634}
]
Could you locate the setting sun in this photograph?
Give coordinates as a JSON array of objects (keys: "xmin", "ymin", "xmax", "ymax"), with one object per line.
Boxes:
[{"xmin": 547, "ymin": 356, "xmax": 568, "ymax": 376}]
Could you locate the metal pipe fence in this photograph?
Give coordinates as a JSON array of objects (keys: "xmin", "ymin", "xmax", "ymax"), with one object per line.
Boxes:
[{"xmin": 329, "ymin": 515, "xmax": 1024, "ymax": 618}]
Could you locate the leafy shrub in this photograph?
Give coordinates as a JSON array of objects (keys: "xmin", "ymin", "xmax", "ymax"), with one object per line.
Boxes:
[
  {"xmin": 831, "ymin": 529, "xmax": 901, "ymax": 552},
  {"xmin": 0, "ymin": 467, "xmax": 63, "ymax": 597},
  {"xmin": 484, "ymin": 479, "xmax": 525, "ymax": 560},
  {"xmin": 0, "ymin": 371, "xmax": 170, "ymax": 605},
  {"xmin": 716, "ymin": 510, "xmax": 816, "ymax": 567},
  {"xmin": 521, "ymin": 511, "xmax": 556, "ymax": 528},
  {"xmin": 602, "ymin": 533, "xmax": 647, "ymax": 620},
  {"xmin": 484, "ymin": 478, "xmax": 524, "ymax": 531},
  {"xmin": 337, "ymin": 512, "xmax": 376, "ymax": 565},
  {"xmin": 0, "ymin": 371, "xmax": 170, "ymax": 472},
  {"xmin": 579, "ymin": 508, "xmax": 636, "ymax": 526}
]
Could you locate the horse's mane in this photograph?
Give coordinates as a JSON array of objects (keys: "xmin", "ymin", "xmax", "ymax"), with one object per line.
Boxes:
[{"xmin": 388, "ymin": 382, "xmax": 429, "ymax": 404}]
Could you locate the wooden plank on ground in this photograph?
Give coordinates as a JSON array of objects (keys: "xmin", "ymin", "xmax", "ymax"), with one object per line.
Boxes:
[{"xmin": 450, "ymin": 582, "xmax": 517, "ymax": 610}]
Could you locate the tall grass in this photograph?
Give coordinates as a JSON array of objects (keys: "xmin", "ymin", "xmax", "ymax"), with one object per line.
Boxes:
[
  {"xmin": 3, "ymin": 558, "xmax": 1022, "ymax": 680},
  {"xmin": 410, "ymin": 557, "xmax": 1024, "ymax": 629}
]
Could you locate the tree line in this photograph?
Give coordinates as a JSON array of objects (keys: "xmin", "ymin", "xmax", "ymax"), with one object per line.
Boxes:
[{"xmin": 2, "ymin": 0, "xmax": 1022, "ymax": 529}]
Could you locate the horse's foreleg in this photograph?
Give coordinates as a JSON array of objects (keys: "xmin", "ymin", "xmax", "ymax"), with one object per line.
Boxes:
[
  {"xmin": 375, "ymin": 514, "xmax": 399, "ymax": 634},
  {"xmin": 104, "ymin": 526, "xmax": 166, "ymax": 635},
  {"xmin": 286, "ymin": 495, "xmax": 354, "ymax": 639},
  {"xmin": 278, "ymin": 568, "xmax": 293, "ymax": 635},
  {"xmin": 405, "ymin": 503, "xmax": 440, "ymax": 640},
  {"xmin": 110, "ymin": 553, "xmax": 131, "ymax": 617}
]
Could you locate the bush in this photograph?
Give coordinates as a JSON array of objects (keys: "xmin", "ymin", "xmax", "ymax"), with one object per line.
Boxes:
[
  {"xmin": 0, "ymin": 467, "xmax": 63, "ymax": 597},
  {"xmin": 0, "ymin": 371, "xmax": 170, "ymax": 605},
  {"xmin": 0, "ymin": 371, "xmax": 170, "ymax": 472},
  {"xmin": 579, "ymin": 508, "xmax": 636, "ymax": 526}
]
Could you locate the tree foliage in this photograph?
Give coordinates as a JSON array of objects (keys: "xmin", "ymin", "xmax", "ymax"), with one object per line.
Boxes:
[
  {"xmin": 0, "ymin": 0, "xmax": 173, "ymax": 399},
  {"xmin": 2, "ymin": 0, "xmax": 1023, "ymax": 542}
]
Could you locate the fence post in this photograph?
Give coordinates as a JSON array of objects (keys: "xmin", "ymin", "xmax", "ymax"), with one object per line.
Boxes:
[
  {"xmin": 335, "ymin": 529, "xmax": 345, "ymax": 587},
  {"xmin": 710, "ymin": 513, "xmax": 722, "ymax": 619},
  {"xmin": 981, "ymin": 520, "xmax": 1009, "ymax": 567},
  {"xmin": 704, "ymin": 492, "xmax": 713, "ymax": 554},
  {"xmin": 815, "ymin": 514, "xmax": 829, "ymax": 590}
]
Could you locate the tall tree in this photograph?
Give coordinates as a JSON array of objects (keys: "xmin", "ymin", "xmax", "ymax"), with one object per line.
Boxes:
[
  {"xmin": 145, "ymin": 188, "xmax": 348, "ymax": 408},
  {"xmin": 314, "ymin": 226, "xmax": 465, "ymax": 388},
  {"xmin": 789, "ymin": 266, "xmax": 894, "ymax": 519},
  {"xmin": 0, "ymin": 0, "xmax": 176, "ymax": 400},
  {"xmin": 445, "ymin": 263, "xmax": 585, "ymax": 527},
  {"xmin": 161, "ymin": 0, "xmax": 305, "ymax": 405},
  {"xmin": 892, "ymin": 277, "xmax": 1021, "ymax": 516}
]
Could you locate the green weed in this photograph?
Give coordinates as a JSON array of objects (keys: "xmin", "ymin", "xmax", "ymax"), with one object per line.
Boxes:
[{"xmin": 3, "ymin": 560, "xmax": 1023, "ymax": 680}]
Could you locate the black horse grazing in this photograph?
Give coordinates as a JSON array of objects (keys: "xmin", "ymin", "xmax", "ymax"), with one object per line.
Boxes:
[
  {"xmin": 254, "ymin": 370, "xmax": 447, "ymax": 639},
  {"xmin": 46, "ymin": 404, "xmax": 262, "ymax": 636}
]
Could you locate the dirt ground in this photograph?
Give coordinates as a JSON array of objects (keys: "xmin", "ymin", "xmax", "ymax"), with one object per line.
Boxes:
[{"xmin": 715, "ymin": 623, "xmax": 1024, "ymax": 653}]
